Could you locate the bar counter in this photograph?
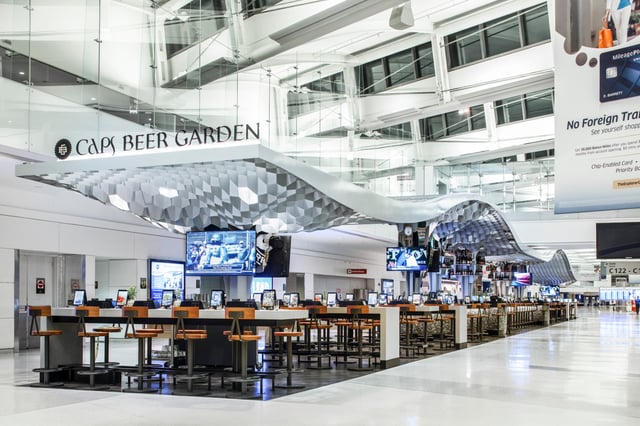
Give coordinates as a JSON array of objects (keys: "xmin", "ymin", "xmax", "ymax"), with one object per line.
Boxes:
[{"xmin": 44, "ymin": 308, "xmax": 309, "ymax": 369}]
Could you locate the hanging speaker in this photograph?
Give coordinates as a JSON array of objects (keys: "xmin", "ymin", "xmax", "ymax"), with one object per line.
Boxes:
[{"xmin": 389, "ymin": 3, "xmax": 414, "ymax": 30}]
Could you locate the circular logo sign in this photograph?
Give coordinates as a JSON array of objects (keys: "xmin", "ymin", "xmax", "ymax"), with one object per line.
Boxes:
[{"xmin": 54, "ymin": 139, "xmax": 72, "ymax": 160}]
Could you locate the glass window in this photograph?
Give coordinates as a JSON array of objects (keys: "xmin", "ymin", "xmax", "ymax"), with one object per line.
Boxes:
[
  {"xmin": 359, "ymin": 59, "xmax": 387, "ymax": 94},
  {"xmin": 421, "ymin": 116, "xmax": 445, "ymax": 141},
  {"xmin": 495, "ymin": 96, "xmax": 523, "ymax": 124},
  {"xmin": 377, "ymin": 122, "xmax": 412, "ymax": 140},
  {"xmin": 523, "ymin": 5, "xmax": 550, "ymax": 45},
  {"xmin": 524, "ymin": 90, "xmax": 553, "ymax": 118},
  {"xmin": 484, "ymin": 13, "xmax": 521, "ymax": 57},
  {"xmin": 415, "ymin": 43, "xmax": 435, "ymax": 78},
  {"xmin": 445, "ymin": 111, "xmax": 469, "ymax": 135},
  {"xmin": 469, "ymin": 105, "xmax": 486, "ymax": 130},
  {"xmin": 387, "ymin": 49, "xmax": 415, "ymax": 87},
  {"xmin": 447, "ymin": 27, "xmax": 483, "ymax": 68}
]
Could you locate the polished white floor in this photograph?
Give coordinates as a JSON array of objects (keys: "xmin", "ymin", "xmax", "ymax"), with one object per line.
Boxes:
[{"xmin": 1, "ymin": 307, "xmax": 639, "ymax": 425}]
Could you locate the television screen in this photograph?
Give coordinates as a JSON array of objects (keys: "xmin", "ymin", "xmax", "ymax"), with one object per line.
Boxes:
[
  {"xmin": 314, "ymin": 293, "xmax": 323, "ymax": 302},
  {"xmin": 412, "ymin": 293, "xmax": 421, "ymax": 305},
  {"xmin": 210, "ymin": 290, "xmax": 224, "ymax": 308},
  {"xmin": 540, "ymin": 285, "xmax": 559, "ymax": 297},
  {"xmin": 73, "ymin": 289, "xmax": 87, "ymax": 306},
  {"xmin": 367, "ymin": 292, "xmax": 378, "ymax": 306},
  {"xmin": 386, "ymin": 247, "xmax": 428, "ymax": 271},
  {"xmin": 326, "ymin": 292, "xmax": 337, "ymax": 307},
  {"xmin": 149, "ymin": 259, "xmax": 184, "ymax": 307},
  {"xmin": 161, "ymin": 289, "xmax": 175, "ymax": 308},
  {"xmin": 596, "ymin": 222, "xmax": 640, "ymax": 259},
  {"xmin": 512, "ymin": 272, "xmax": 532, "ymax": 286},
  {"xmin": 345, "ymin": 293, "xmax": 354, "ymax": 301},
  {"xmin": 255, "ymin": 234, "xmax": 291, "ymax": 277},
  {"xmin": 186, "ymin": 230, "xmax": 256, "ymax": 275},
  {"xmin": 115, "ymin": 289, "xmax": 128, "ymax": 307}
]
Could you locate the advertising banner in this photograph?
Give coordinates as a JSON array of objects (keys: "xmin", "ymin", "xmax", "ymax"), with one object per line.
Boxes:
[{"xmin": 554, "ymin": 0, "xmax": 640, "ymax": 213}]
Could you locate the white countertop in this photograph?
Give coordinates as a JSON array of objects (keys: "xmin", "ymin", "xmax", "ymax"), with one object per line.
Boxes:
[{"xmin": 51, "ymin": 307, "xmax": 307, "ymax": 320}]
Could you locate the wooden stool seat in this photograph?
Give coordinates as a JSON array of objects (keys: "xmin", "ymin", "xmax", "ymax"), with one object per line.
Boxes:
[
  {"xmin": 274, "ymin": 331, "xmax": 303, "ymax": 338},
  {"xmin": 93, "ymin": 326, "xmax": 121, "ymax": 333},
  {"xmin": 32, "ymin": 329, "xmax": 63, "ymax": 337},
  {"xmin": 230, "ymin": 334, "xmax": 262, "ymax": 342},
  {"xmin": 78, "ymin": 330, "xmax": 108, "ymax": 338},
  {"xmin": 126, "ymin": 332, "xmax": 158, "ymax": 339}
]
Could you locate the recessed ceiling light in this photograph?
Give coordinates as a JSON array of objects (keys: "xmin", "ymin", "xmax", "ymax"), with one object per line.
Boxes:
[
  {"xmin": 238, "ymin": 186, "xmax": 258, "ymax": 204},
  {"xmin": 158, "ymin": 187, "xmax": 178, "ymax": 198},
  {"xmin": 18, "ymin": 71, "xmax": 24, "ymax": 75}
]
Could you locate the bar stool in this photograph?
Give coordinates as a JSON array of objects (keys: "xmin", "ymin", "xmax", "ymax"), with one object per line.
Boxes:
[
  {"xmin": 172, "ymin": 306, "xmax": 208, "ymax": 395},
  {"xmin": 27, "ymin": 305, "xmax": 64, "ymax": 387},
  {"xmin": 306, "ymin": 306, "xmax": 332, "ymax": 370},
  {"xmin": 93, "ymin": 325, "xmax": 122, "ymax": 368},
  {"xmin": 121, "ymin": 306, "xmax": 159, "ymax": 393},
  {"xmin": 346, "ymin": 305, "xmax": 374, "ymax": 371},
  {"xmin": 273, "ymin": 324, "xmax": 304, "ymax": 389},
  {"xmin": 398, "ymin": 305, "xmax": 418, "ymax": 358},
  {"xmin": 225, "ymin": 307, "xmax": 262, "ymax": 397},
  {"xmin": 416, "ymin": 313, "xmax": 435, "ymax": 356},
  {"xmin": 75, "ymin": 306, "xmax": 110, "ymax": 389}
]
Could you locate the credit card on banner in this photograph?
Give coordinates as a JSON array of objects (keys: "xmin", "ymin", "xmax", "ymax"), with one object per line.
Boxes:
[{"xmin": 599, "ymin": 44, "xmax": 640, "ymax": 103}]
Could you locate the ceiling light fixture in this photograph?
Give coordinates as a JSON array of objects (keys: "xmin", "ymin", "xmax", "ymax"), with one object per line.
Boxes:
[
  {"xmin": 108, "ymin": 194, "xmax": 130, "ymax": 211},
  {"xmin": 158, "ymin": 187, "xmax": 179, "ymax": 198},
  {"xmin": 238, "ymin": 186, "xmax": 258, "ymax": 205}
]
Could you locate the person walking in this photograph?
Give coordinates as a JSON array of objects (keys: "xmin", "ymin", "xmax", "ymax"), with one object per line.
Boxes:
[{"xmin": 604, "ymin": 0, "xmax": 633, "ymax": 46}]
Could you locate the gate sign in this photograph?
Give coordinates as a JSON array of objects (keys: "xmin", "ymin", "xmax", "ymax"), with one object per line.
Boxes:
[{"xmin": 36, "ymin": 277, "xmax": 45, "ymax": 294}]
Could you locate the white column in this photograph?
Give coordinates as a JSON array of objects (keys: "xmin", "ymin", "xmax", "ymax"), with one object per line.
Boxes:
[
  {"xmin": 0, "ymin": 249, "xmax": 15, "ymax": 349},
  {"xmin": 304, "ymin": 272, "xmax": 314, "ymax": 301},
  {"xmin": 84, "ymin": 255, "xmax": 96, "ymax": 300}
]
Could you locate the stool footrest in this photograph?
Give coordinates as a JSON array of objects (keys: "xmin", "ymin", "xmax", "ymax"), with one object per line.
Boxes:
[{"xmin": 33, "ymin": 367, "xmax": 63, "ymax": 374}]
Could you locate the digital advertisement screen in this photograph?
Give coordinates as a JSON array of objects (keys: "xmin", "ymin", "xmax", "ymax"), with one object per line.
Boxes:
[
  {"xmin": 186, "ymin": 230, "xmax": 257, "ymax": 276},
  {"xmin": 511, "ymin": 272, "xmax": 532, "ymax": 286},
  {"xmin": 386, "ymin": 247, "xmax": 428, "ymax": 271},
  {"xmin": 149, "ymin": 259, "xmax": 185, "ymax": 307},
  {"xmin": 255, "ymin": 233, "xmax": 291, "ymax": 278}
]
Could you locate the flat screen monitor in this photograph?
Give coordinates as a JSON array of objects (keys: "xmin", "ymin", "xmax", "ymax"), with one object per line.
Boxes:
[
  {"xmin": 314, "ymin": 293, "xmax": 323, "ymax": 302},
  {"xmin": 326, "ymin": 292, "xmax": 337, "ymax": 307},
  {"xmin": 72, "ymin": 289, "xmax": 87, "ymax": 306},
  {"xmin": 115, "ymin": 289, "xmax": 128, "ymax": 307},
  {"xmin": 282, "ymin": 293, "xmax": 291, "ymax": 305},
  {"xmin": 149, "ymin": 259, "xmax": 185, "ymax": 308},
  {"xmin": 386, "ymin": 247, "xmax": 428, "ymax": 271},
  {"xmin": 378, "ymin": 293, "xmax": 388, "ymax": 305},
  {"xmin": 412, "ymin": 293, "xmax": 421, "ymax": 305},
  {"xmin": 210, "ymin": 290, "xmax": 224, "ymax": 308},
  {"xmin": 255, "ymin": 234, "xmax": 292, "ymax": 277},
  {"xmin": 596, "ymin": 222, "xmax": 640, "ymax": 259},
  {"xmin": 262, "ymin": 289, "xmax": 277, "ymax": 309},
  {"xmin": 186, "ymin": 230, "xmax": 256, "ymax": 276},
  {"xmin": 161, "ymin": 289, "xmax": 175, "ymax": 308},
  {"xmin": 367, "ymin": 292, "xmax": 378, "ymax": 306},
  {"xmin": 289, "ymin": 292, "xmax": 299, "ymax": 307},
  {"xmin": 345, "ymin": 293, "xmax": 354, "ymax": 301},
  {"xmin": 512, "ymin": 272, "xmax": 532, "ymax": 286},
  {"xmin": 252, "ymin": 292, "xmax": 263, "ymax": 307}
]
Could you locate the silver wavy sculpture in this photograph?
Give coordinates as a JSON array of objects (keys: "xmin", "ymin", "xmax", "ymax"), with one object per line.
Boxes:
[{"xmin": 16, "ymin": 143, "xmax": 547, "ymax": 262}]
